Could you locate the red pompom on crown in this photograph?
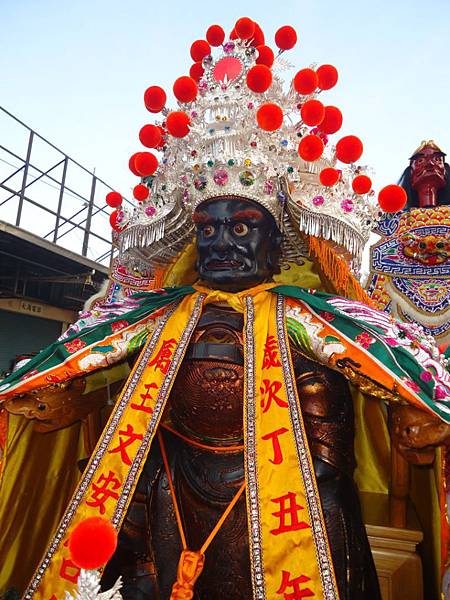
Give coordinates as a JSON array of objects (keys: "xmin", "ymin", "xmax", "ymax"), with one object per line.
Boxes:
[
  {"xmin": 256, "ymin": 103, "xmax": 283, "ymax": 131},
  {"xmin": 293, "ymin": 69, "xmax": 318, "ymax": 96},
  {"xmin": 173, "ymin": 76, "xmax": 198, "ymax": 103},
  {"xmin": 109, "ymin": 210, "xmax": 124, "ymax": 232},
  {"xmin": 190, "ymin": 40, "xmax": 211, "ymax": 62},
  {"xmin": 189, "ymin": 62, "xmax": 205, "ymax": 82},
  {"xmin": 105, "ymin": 191, "xmax": 122, "ymax": 208},
  {"xmin": 255, "ymin": 45, "xmax": 274, "ymax": 67},
  {"xmin": 166, "ymin": 111, "xmax": 191, "ymax": 138},
  {"xmin": 336, "ymin": 135, "xmax": 363, "ymax": 164},
  {"xmin": 133, "ymin": 184, "xmax": 150, "ymax": 202},
  {"xmin": 139, "ymin": 124, "xmax": 162, "ymax": 149},
  {"xmin": 251, "ymin": 22, "xmax": 265, "ymax": 46},
  {"xmin": 144, "ymin": 86, "xmax": 166, "ymax": 113},
  {"xmin": 235, "ymin": 17, "xmax": 255, "ymax": 39},
  {"xmin": 69, "ymin": 517, "xmax": 117, "ymax": 570},
  {"xmin": 206, "ymin": 24, "xmax": 225, "ymax": 46},
  {"xmin": 378, "ymin": 185, "xmax": 407, "ymax": 212},
  {"xmin": 129, "ymin": 152, "xmax": 142, "ymax": 176},
  {"xmin": 352, "ymin": 175, "xmax": 372, "ymax": 195},
  {"xmin": 300, "ymin": 99, "xmax": 325, "ymax": 127},
  {"xmin": 317, "ymin": 65, "xmax": 338, "ymax": 90},
  {"xmin": 275, "ymin": 25, "xmax": 297, "ymax": 50},
  {"xmin": 246, "ymin": 65, "xmax": 272, "ymax": 93},
  {"xmin": 135, "ymin": 152, "xmax": 158, "ymax": 177},
  {"xmin": 319, "ymin": 168, "xmax": 340, "ymax": 187},
  {"xmin": 298, "ymin": 135, "xmax": 324, "ymax": 162},
  {"xmin": 320, "ymin": 106, "xmax": 343, "ymax": 135}
]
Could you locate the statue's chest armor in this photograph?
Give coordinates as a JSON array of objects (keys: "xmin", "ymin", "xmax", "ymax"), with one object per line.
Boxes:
[{"xmin": 170, "ymin": 305, "xmax": 245, "ymax": 444}]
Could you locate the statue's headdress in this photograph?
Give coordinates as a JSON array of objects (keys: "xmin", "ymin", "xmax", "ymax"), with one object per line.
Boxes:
[
  {"xmin": 105, "ymin": 18, "xmax": 406, "ymax": 297},
  {"xmin": 409, "ymin": 140, "xmax": 446, "ymax": 160}
]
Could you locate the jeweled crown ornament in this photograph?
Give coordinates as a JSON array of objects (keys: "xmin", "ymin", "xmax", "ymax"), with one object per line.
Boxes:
[{"xmin": 105, "ymin": 18, "xmax": 407, "ymax": 279}]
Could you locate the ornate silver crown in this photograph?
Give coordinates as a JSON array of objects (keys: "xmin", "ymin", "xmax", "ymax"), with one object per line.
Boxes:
[{"xmin": 109, "ymin": 21, "xmax": 379, "ymax": 277}]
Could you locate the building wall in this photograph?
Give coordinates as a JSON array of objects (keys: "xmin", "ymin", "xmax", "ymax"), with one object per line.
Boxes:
[{"xmin": 0, "ymin": 309, "xmax": 62, "ymax": 375}]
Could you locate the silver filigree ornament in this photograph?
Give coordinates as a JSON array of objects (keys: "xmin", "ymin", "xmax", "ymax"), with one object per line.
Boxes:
[
  {"xmin": 64, "ymin": 569, "xmax": 123, "ymax": 600},
  {"xmin": 117, "ymin": 32, "xmax": 378, "ymax": 279}
]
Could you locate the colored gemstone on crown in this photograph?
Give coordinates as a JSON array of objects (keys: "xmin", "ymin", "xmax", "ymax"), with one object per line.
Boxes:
[
  {"xmin": 213, "ymin": 169, "xmax": 229, "ymax": 186},
  {"xmin": 239, "ymin": 170, "xmax": 255, "ymax": 187}
]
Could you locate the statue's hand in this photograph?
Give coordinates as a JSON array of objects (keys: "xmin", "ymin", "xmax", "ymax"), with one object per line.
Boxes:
[{"xmin": 390, "ymin": 404, "xmax": 450, "ymax": 464}]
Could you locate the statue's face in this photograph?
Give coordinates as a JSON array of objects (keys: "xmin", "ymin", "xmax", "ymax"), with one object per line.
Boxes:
[
  {"xmin": 194, "ymin": 197, "xmax": 281, "ymax": 292},
  {"xmin": 411, "ymin": 146, "xmax": 446, "ymax": 190}
]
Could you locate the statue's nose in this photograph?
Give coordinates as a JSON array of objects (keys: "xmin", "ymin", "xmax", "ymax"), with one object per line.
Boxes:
[{"xmin": 211, "ymin": 225, "xmax": 233, "ymax": 253}]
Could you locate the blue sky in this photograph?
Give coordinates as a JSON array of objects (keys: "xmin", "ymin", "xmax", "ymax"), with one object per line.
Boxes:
[{"xmin": 1, "ymin": 0, "xmax": 449, "ymax": 202}]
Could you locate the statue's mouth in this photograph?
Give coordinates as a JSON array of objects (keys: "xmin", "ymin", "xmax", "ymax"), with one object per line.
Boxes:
[{"xmin": 206, "ymin": 259, "xmax": 243, "ymax": 270}]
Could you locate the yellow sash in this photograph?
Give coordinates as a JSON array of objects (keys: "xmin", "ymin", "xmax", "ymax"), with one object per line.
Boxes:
[{"xmin": 24, "ymin": 286, "xmax": 339, "ymax": 600}]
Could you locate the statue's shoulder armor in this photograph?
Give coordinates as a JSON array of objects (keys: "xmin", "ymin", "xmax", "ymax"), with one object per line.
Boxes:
[{"xmin": 290, "ymin": 348, "xmax": 356, "ymax": 475}]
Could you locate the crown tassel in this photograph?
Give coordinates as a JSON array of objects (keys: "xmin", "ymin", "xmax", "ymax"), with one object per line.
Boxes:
[{"xmin": 308, "ymin": 236, "xmax": 375, "ymax": 306}]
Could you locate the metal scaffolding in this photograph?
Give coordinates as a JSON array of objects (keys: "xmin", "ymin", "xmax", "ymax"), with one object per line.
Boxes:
[{"xmin": 0, "ymin": 106, "xmax": 124, "ymax": 265}]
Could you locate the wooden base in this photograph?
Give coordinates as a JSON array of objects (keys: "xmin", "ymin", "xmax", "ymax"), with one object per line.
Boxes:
[{"xmin": 361, "ymin": 492, "xmax": 424, "ymax": 600}]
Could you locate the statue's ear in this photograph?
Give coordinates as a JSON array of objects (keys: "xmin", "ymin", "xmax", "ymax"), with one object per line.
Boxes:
[
  {"xmin": 268, "ymin": 225, "xmax": 283, "ymax": 252},
  {"xmin": 267, "ymin": 227, "xmax": 283, "ymax": 274}
]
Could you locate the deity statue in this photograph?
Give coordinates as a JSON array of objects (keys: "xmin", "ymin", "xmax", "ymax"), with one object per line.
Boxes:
[
  {"xmin": 100, "ymin": 196, "xmax": 381, "ymax": 600},
  {"xmin": 368, "ymin": 141, "xmax": 450, "ymax": 345},
  {"xmin": 367, "ymin": 141, "xmax": 450, "ymax": 598},
  {"xmin": 1, "ymin": 19, "xmax": 449, "ymax": 600},
  {"xmin": 398, "ymin": 141, "xmax": 450, "ymax": 208}
]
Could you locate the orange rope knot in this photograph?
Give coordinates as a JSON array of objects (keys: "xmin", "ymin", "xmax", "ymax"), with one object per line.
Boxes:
[{"xmin": 170, "ymin": 549, "xmax": 205, "ymax": 600}]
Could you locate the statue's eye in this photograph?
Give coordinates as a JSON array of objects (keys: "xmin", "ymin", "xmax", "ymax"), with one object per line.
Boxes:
[
  {"xmin": 436, "ymin": 241, "xmax": 444, "ymax": 249},
  {"xmin": 202, "ymin": 225, "xmax": 215, "ymax": 238},
  {"xmin": 233, "ymin": 223, "xmax": 249, "ymax": 236},
  {"xmin": 419, "ymin": 242, "xmax": 426, "ymax": 249}
]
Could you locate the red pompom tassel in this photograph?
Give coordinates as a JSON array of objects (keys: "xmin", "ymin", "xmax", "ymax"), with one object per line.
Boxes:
[
  {"xmin": 275, "ymin": 25, "xmax": 297, "ymax": 50},
  {"xmin": 298, "ymin": 135, "xmax": 324, "ymax": 162},
  {"xmin": 133, "ymin": 184, "xmax": 150, "ymax": 201},
  {"xmin": 336, "ymin": 135, "xmax": 363, "ymax": 164},
  {"xmin": 256, "ymin": 103, "xmax": 283, "ymax": 131},
  {"xmin": 319, "ymin": 168, "xmax": 340, "ymax": 187},
  {"xmin": 189, "ymin": 62, "xmax": 205, "ymax": 82},
  {"xmin": 293, "ymin": 68, "xmax": 318, "ymax": 95},
  {"xmin": 143, "ymin": 86, "xmax": 166, "ymax": 113},
  {"xmin": 320, "ymin": 106, "xmax": 343, "ymax": 135},
  {"xmin": 129, "ymin": 152, "xmax": 142, "ymax": 176},
  {"xmin": 352, "ymin": 175, "xmax": 372, "ymax": 195},
  {"xmin": 235, "ymin": 17, "xmax": 255, "ymax": 39},
  {"xmin": 109, "ymin": 209, "xmax": 125, "ymax": 232},
  {"xmin": 300, "ymin": 99, "xmax": 325, "ymax": 127},
  {"xmin": 255, "ymin": 45, "xmax": 274, "ymax": 67},
  {"xmin": 190, "ymin": 40, "xmax": 211, "ymax": 62},
  {"xmin": 206, "ymin": 24, "xmax": 225, "ymax": 46},
  {"xmin": 173, "ymin": 76, "xmax": 198, "ymax": 103},
  {"xmin": 105, "ymin": 191, "xmax": 122, "ymax": 208},
  {"xmin": 139, "ymin": 124, "xmax": 162, "ymax": 149},
  {"xmin": 378, "ymin": 185, "xmax": 407, "ymax": 212},
  {"xmin": 246, "ymin": 65, "xmax": 272, "ymax": 93},
  {"xmin": 135, "ymin": 152, "xmax": 158, "ymax": 177},
  {"xmin": 166, "ymin": 111, "xmax": 191, "ymax": 138},
  {"xmin": 317, "ymin": 64, "xmax": 338, "ymax": 90},
  {"xmin": 251, "ymin": 22, "xmax": 265, "ymax": 46},
  {"xmin": 69, "ymin": 517, "xmax": 118, "ymax": 570}
]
